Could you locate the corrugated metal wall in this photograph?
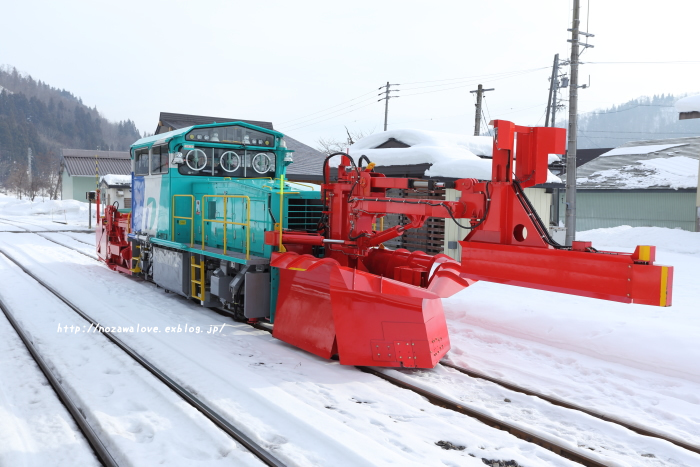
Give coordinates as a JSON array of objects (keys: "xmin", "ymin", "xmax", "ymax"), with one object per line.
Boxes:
[{"xmin": 556, "ymin": 191, "xmax": 697, "ymax": 232}]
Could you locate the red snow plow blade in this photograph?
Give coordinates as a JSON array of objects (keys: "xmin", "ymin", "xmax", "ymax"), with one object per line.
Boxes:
[
  {"xmin": 271, "ymin": 249, "xmax": 472, "ymax": 368},
  {"xmin": 96, "ymin": 191, "xmax": 133, "ymax": 275}
]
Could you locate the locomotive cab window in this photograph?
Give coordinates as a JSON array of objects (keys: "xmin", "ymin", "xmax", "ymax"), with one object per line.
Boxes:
[
  {"xmin": 135, "ymin": 148, "xmax": 149, "ymax": 175},
  {"xmin": 151, "ymin": 145, "xmax": 169, "ymax": 174}
]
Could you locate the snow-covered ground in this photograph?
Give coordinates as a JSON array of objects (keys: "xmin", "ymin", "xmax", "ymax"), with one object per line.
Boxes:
[
  {"xmin": 1, "ymin": 193, "xmax": 699, "ymax": 466},
  {"xmin": 0, "ymin": 193, "xmax": 93, "ymax": 230},
  {"xmin": 443, "ymin": 225, "xmax": 700, "ymax": 452}
]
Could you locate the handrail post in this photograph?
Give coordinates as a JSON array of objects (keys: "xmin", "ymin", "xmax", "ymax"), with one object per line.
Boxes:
[
  {"xmin": 278, "ymin": 176, "xmax": 286, "ymax": 253},
  {"xmin": 223, "ymin": 197, "xmax": 227, "ymax": 255}
]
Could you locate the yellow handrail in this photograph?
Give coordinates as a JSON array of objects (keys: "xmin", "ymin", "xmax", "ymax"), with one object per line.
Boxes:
[
  {"xmin": 172, "ymin": 195, "xmax": 194, "ymax": 246},
  {"xmin": 278, "ymin": 175, "xmax": 286, "ymax": 252},
  {"xmin": 282, "ymin": 180, "xmax": 317, "ymax": 191},
  {"xmin": 201, "ymin": 195, "xmax": 251, "ymax": 260}
]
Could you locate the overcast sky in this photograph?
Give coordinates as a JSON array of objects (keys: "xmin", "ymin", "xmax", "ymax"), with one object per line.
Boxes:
[{"xmin": 2, "ymin": 0, "xmax": 699, "ymax": 148}]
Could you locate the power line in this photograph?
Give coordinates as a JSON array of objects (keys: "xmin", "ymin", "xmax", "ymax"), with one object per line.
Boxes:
[
  {"xmin": 278, "ymin": 89, "xmax": 377, "ymax": 125},
  {"xmin": 280, "ymin": 101, "xmax": 377, "ymax": 132},
  {"xmin": 399, "ymin": 66, "xmax": 548, "ymax": 86},
  {"xmin": 399, "ymin": 68, "xmax": 545, "ymax": 92},
  {"xmin": 281, "ymin": 95, "xmax": 377, "ymax": 131},
  {"xmin": 587, "ymin": 61, "xmax": 700, "ymax": 65},
  {"xmin": 400, "ymin": 69, "xmax": 547, "ymax": 98}
]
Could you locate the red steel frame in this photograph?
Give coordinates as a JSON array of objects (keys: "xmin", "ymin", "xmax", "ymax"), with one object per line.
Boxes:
[{"xmin": 266, "ymin": 120, "xmax": 673, "ymax": 368}]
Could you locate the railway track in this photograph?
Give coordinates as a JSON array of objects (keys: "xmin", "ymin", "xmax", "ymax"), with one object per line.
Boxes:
[
  {"xmin": 0, "ymin": 247, "xmax": 286, "ymax": 467},
  {"xmin": 0, "ymin": 217, "xmax": 93, "ymax": 236},
  {"xmin": 4, "ymin": 219, "xmax": 696, "ymax": 465},
  {"xmin": 440, "ymin": 360, "xmax": 700, "ymax": 456},
  {"xmin": 0, "ymin": 297, "xmax": 117, "ymax": 467},
  {"xmin": 249, "ymin": 321, "xmax": 700, "ymax": 466}
]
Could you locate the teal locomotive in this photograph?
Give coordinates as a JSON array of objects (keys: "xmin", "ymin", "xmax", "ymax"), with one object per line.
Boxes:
[{"xmin": 97, "ymin": 121, "xmax": 322, "ymax": 322}]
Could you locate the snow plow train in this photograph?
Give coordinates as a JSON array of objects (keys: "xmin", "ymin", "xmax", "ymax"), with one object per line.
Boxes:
[{"xmin": 97, "ymin": 119, "xmax": 673, "ymax": 369}]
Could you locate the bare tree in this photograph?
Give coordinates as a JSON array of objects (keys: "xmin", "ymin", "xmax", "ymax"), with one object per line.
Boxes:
[
  {"xmin": 6, "ymin": 161, "xmax": 28, "ymax": 199},
  {"xmin": 316, "ymin": 127, "xmax": 375, "ymax": 155}
]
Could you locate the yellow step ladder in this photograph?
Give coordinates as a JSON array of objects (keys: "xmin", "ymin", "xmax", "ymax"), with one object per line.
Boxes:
[{"xmin": 190, "ymin": 256, "xmax": 205, "ymax": 301}]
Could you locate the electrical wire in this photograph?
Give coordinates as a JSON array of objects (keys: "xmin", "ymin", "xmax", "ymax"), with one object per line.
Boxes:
[
  {"xmin": 282, "ymin": 97, "xmax": 378, "ymax": 131},
  {"xmin": 399, "ymin": 67, "xmax": 549, "ymax": 86},
  {"xmin": 587, "ymin": 61, "xmax": 700, "ymax": 65},
  {"xmin": 281, "ymin": 100, "xmax": 377, "ymax": 132},
  {"xmin": 278, "ymin": 88, "xmax": 378, "ymax": 125}
]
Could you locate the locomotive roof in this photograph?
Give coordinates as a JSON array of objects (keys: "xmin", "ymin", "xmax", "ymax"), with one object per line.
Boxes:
[
  {"xmin": 131, "ymin": 121, "xmax": 283, "ymax": 148},
  {"xmin": 147, "ymin": 112, "xmax": 326, "ymax": 181}
]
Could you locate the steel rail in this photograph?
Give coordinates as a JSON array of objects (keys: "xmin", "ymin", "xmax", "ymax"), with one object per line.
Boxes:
[
  {"xmin": 249, "ymin": 322, "xmax": 676, "ymax": 466},
  {"xmin": 441, "ymin": 360, "xmax": 700, "ymax": 455},
  {"xmin": 0, "ymin": 249, "xmax": 286, "ymax": 467},
  {"xmin": 0, "ymin": 218, "xmax": 94, "ymax": 244},
  {"xmin": 0, "ymin": 297, "xmax": 118, "ymax": 467},
  {"xmin": 358, "ymin": 366, "xmax": 607, "ymax": 467},
  {"xmin": 0, "ymin": 218, "xmax": 96, "ymax": 260}
]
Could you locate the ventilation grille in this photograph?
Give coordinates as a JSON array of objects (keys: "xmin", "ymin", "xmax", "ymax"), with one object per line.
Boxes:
[{"xmin": 287, "ymin": 198, "xmax": 323, "ymax": 232}]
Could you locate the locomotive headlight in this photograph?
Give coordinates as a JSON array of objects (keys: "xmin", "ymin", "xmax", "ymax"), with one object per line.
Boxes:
[
  {"xmin": 284, "ymin": 152, "xmax": 293, "ymax": 163},
  {"xmin": 172, "ymin": 152, "xmax": 184, "ymax": 164}
]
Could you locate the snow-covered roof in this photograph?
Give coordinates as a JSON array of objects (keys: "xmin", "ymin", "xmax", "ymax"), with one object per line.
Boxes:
[
  {"xmin": 100, "ymin": 174, "xmax": 131, "ymax": 187},
  {"xmin": 573, "ymin": 137, "xmax": 700, "ymax": 190},
  {"xmin": 598, "ymin": 143, "xmax": 687, "ymax": 157},
  {"xmin": 349, "ymin": 129, "xmax": 561, "ymax": 183},
  {"xmin": 675, "ymin": 95, "xmax": 700, "ymax": 113}
]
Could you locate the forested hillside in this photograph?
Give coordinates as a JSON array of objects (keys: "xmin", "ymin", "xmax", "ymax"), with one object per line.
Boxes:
[
  {"xmin": 0, "ymin": 65, "xmax": 141, "ymax": 199},
  {"xmin": 557, "ymin": 94, "xmax": 700, "ymax": 149}
]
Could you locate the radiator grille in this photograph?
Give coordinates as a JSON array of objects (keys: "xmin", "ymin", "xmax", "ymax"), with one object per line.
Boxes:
[{"xmin": 287, "ymin": 198, "xmax": 323, "ymax": 232}]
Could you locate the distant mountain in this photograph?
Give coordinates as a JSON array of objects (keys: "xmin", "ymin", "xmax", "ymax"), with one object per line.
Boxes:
[
  {"xmin": 0, "ymin": 65, "xmax": 141, "ymax": 196},
  {"xmin": 554, "ymin": 94, "xmax": 700, "ymax": 149}
]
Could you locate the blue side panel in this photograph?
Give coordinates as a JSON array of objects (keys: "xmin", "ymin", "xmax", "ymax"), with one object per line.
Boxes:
[{"xmin": 132, "ymin": 176, "xmax": 146, "ymax": 233}]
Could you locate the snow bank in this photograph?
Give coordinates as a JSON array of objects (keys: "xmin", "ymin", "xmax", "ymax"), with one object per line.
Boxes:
[
  {"xmin": 101, "ymin": 174, "xmax": 131, "ymax": 186},
  {"xmin": 578, "ymin": 224, "xmax": 700, "ymax": 256},
  {"xmin": 348, "ymin": 129, "xmax": 561, "ymax": 182},
  {"xmin": 598, "ymin": 143, "xmax": 687, "ymax": 157},
  {"xmin": 577, "ymin": 156, "xmax": 699, "ymax": 189},
  {"xmin": 675, "ymin": 94, "xmax": 700, "ymax": 113},
  {"xmin": 445, "ymin": 226, "xmax": 700, "ymax": 385},
  {"xmin": 0, "ymin": 193, "xmax": 92, "ymax": 228}
]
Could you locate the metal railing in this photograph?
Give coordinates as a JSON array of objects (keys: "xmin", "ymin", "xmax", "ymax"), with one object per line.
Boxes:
[
  {"xmin": 172, "ymin": 195, "xmax": 195, "ymax": 246},
  {"xmin": 201, "ymin": 195, "xmax": 251, "ymax": 259}
]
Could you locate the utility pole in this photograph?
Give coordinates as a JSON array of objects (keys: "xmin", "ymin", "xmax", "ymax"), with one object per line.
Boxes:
[
  {"xmin": 564, "ymin": 0, "xmax": 594, "ymax": 246},
  {"xmin": 378, "ymin": 82, "xmax": 400, "ymax": 131},
  {"xmin": 545, "ymin": 54, "xmax": 559, "ymax": 127},
  {"xmin": 470, "ymin": 84, "xmax": 494, "ymax": 136}
]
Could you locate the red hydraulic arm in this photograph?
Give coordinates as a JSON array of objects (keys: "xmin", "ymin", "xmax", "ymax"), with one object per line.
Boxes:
[
  {"xmin": 268, "ymin": 120, "xmax": 673, "ymax": 307},
  {"xmin": 264, "ymin": 120, "xmax": 673, "ymax": 369}
]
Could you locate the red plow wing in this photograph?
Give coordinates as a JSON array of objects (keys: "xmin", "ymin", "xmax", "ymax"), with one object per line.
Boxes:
[{"xmin": 271, "ymin": 249, "xmax": 471, "ymax": 368}]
